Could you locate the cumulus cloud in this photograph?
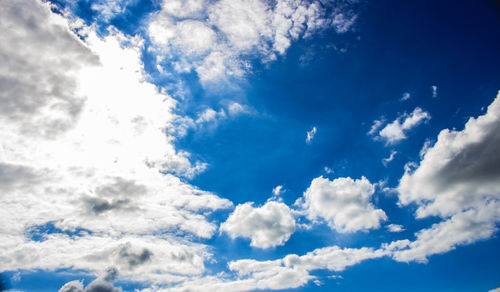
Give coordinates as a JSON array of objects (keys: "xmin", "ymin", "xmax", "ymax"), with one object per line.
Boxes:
[
  {"xmin": 148, "ymin": 0, "xmax": 358, "ymax": 83},
  {"xmin": 393, "ymin": 92, "xmax": 500, "ymax": 262},
  {"xmin": 376, "ymin": 107, "xmax": 431, "ymax": 144},
  {"xmin": 162, "ymin": 245, "xmax": 385, "ymax": 291},
  {"xmin": 296, "ymin": 176, "xmax": 387, "ymax": 233},
  {"xmin": 386, "ymin": 224, "xmax": 405, "ymax": 233},
  {"xmin": 0, "ymin": 0, "xmax": 233, "ymax": 284},
  {"xmin": 59, "ymin": 268, "xmax": 122, "ymax": 292},
  {"xmin": 220, "ymin": 201, "xmax": 296, "ymax": 248},
  {"xmin": 306, "ymin": 126, "xmax": 317, "ymax": 144}
]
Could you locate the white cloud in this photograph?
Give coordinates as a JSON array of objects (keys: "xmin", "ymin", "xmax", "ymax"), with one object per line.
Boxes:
[
  {"xmin": 393, "ymin": 92, "xmax": 500, "ymax": 262},
  {"xmin": 306, "ymin": 126, "xmax": 317, "ymax": 144},
  {"xmin": 432, "ymin": 85, "xmax": 438, "ymax": 98},
  {"xmin": 400, "ymin": 92, "xmax": 411, "ymax": 101},
  {"xmin": 272, "ymin": 185, "xmax": 285, "ymax": 196},
  {"xmin": 162, "ymin": 245, "xmax": 384, "ymax": 291},
  {"xmin": 0, "ymin": 0, "xmax": 232, "ymax": 284},
  {"xmin": 220, "ymin": 201, "xmax": 296, "ymax": 249},
  {"xmin": 386, "ymin": 224, "xmax": 405, "ymax": 233},
  {"xmin": 148, "ymin": 0, "xmax": 358, "ymax": 84},
  {"xmin": 367, "ymin": 117, "xmax": 385, "ymax": 136},
  {"xmin": 489, "ymin": 288, "xmax": 500, "ymax": 292},
  {"xmin": 297, "ymin": 176, "xmax": 387, "ymax": 233},
  {"xmin": 377, "ymin": 107, "xmax": 431, "ymax": 144},
  {"xmin": 382, "ymin": 150, "xmax": 397, "ymax": 166}
]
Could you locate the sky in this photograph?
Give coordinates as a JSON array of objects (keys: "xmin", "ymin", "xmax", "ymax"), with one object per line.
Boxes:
[{"xmin": 0, "ymin": 0, "xmax": 500, "ymax": 291}]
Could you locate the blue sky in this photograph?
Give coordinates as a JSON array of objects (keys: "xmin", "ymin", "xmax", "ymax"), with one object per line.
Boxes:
[{"xmin": 0, "ymin": 0, "xmax": 500, "ymax": 291}]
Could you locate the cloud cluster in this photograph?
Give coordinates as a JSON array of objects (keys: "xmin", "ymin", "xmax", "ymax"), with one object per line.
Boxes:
[
  {"xmin": 148, "ymin": 0, "xmax": 358, "ymax": 83},
  {"xmin": 157, "ymin": 245, "xmax": 385, "ymax": 291},
  {"xmin": 296, "ymin": 176, "xmax": 387, "ymax": 233},
  {"xmin": 393, "ymin": 92, "xmax": 500, "ymax": 262},
  {"xmin": 0, "ymin": 0, "xmax": 232, "ymax": 284},
  {"xmin": 373, "ymin": 107, "xmax": 431, "ymax": 144},
  {"xmin": 59, "ymin": 267, "xmax": 122, "ymax": 292},
  {"xmin": 220, "ymin": 201, "xmax": 296, "ymax": 248}
]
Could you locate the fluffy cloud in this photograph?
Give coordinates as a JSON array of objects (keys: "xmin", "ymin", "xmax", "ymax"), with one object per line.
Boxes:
[
  {"xmin": 386, "ymin": 224, "xmax": 405, "ymax": 233},
  {"xmin": 297, "ymin": 176, "xmax": 387, "ymax": 233},
  {"xmin": 148, "ymin": 0, "xmax": 358, "ymax": 83},
  {"xmin": 0, "ymin": 0, "xmax": 232, "ymax": 284},
  {"xmin": 393, "ymin": 92, "xmax": 500, "ymax": 262},
  {"xmin": 220, "ymin": 201, "xmax": 296, "ymax": 248},
  {"xmin": 59, "ymin": 268, "xmax": 122, "ymax": 292},
  {"xmin": 376, "ymin": 107, "xmax": 431, "ymax": 144}
]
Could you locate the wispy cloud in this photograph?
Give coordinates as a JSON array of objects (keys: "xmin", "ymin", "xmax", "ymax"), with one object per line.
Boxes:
[{"xmin": 306, "ymin": 126, "xmax": 317, "ymax": 144}]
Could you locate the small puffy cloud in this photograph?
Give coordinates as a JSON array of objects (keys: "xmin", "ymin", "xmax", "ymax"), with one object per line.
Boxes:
[
  {"xmin": 432, "ymin": 85, "xmax": 438, "ymax": 98},
  {"xmin": 386, "ymin": 224, "xmax": 405, "ymax": 233},
  {"xmin": 272, "ymin": 185, "xmax": 285, "ymax": 196},
  {"xmin": 220, "ymin": 201, "xmax": 296, "ymax": 248},
  {"xmin": 297, "ymin": 176, "xmax": 387, "ymax": 233},
  {"xmin": 393, "ymin": 92, "xmax": 500, "ymax": 262},
  {"xmin": 400, "ymin": 92, "xmax": 411, "ymax": 101},
  {"xmin": 489, "ymin": 288, "xmax": 500, "ymax": 292},
  {"xmin": 306, "ymin": 126, "xmax": 317, "ymax": 144},
  {"xmin": 377, "ymin": 107, "xmax": 431, "ymax": 144}
]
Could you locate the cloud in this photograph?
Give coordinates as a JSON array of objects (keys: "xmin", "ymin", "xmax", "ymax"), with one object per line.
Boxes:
[
  {"xmin": 393, "ymin": 92, "xmax": 500, "ymax": 262},
  {"xmin": 148, "ymin": 0, "xmax": 358, "ymax": 84},
  {"xmin": 272, "ymin": 185, "xmax": 285, "ymax": 196},
  {"xmin": 377, "ymin": 107, "xmax": 431, "ymax": 144},
  {"xmin": 386, "ymin": 224, "xmax": 405, "ymax": 233},
  {"xmin": 432, "ymin": 85, "xmax": 438, "ymax": 98},
  {"xmin": 0, "ymin": 0, "xmax": 233, "ymax": 284},
  {"xmin": 163, "ymin": 245, "xmax": 385, "ymax": 291},
  {"xmin": 59, "ymin": 268, "xmax": 122, "ymax": 292},
  {"xmin": 400, "ymin": 92, "xmax": 411, "ymax": 101},
  {"xmin": 489, "ymin": 288, "xmax": 500, "ymax": 292},
  {"xmin": 296, "ymin": 176, "xmax": 387, "ymax": 233},
  {"xmin": 306, "ymin": 126, "xmax": 317, "ymax": 144},
  {"xmin": 382, "ymin": 150, "xmax": 398, "ymax": 166},
  {"xmin": 220, "ymin": 201, "xmax": 296, "ymax": 248},
  {"xmin": 367, "ymin": 117, "xmax": 386, "ymax": 136}
]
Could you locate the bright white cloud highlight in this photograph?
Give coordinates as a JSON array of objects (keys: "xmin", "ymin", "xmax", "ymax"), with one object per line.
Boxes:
[
  {"xmin": 0, "ymin": 0, "xmax": 232, "ymax": 284},
  {"xmin": 387, "ymin": 224, "xmax": 405, "ymax": 233},
  {"xmin": 297, "ymin": 176, "xmax": 387, "ymax": 233},
  {"xmin": 306, "ymin": 126, "xmax": 317, "ymax": 144},
  {"xmin": 432, "ymin": 85, "xmax": 438, "ymax": 98},
  {"xmin": 220, "ymin": 201, "xmax": 296, "ymax": 248},
  {"xmin": 377, "ymin": 107, "xmax": 431, "ymax": 144}
]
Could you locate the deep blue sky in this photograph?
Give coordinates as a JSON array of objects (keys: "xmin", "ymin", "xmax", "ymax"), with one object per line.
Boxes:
[{"xmin": 2, "ymin": 0, "xmax": 500, "ymax": 291}]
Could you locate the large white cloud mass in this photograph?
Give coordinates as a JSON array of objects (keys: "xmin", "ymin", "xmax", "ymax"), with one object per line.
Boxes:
[
  {"xmin": 392, "ymin": 92, "xmax": 500, "ymax": 262},
  {"xmin": 148, "ymin": 0, "xmax": 358, "ymax": 83},
  {"xmin": 297, "ymin": 176, "xmax": 387, "ymax": 233},
  {"xmin": 0, "ymin": 0, "xmax": 232, "ymax": 284},
  {"xmin": 220, "ymin": 201, "xmax": 296, "ymax": 248}
]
